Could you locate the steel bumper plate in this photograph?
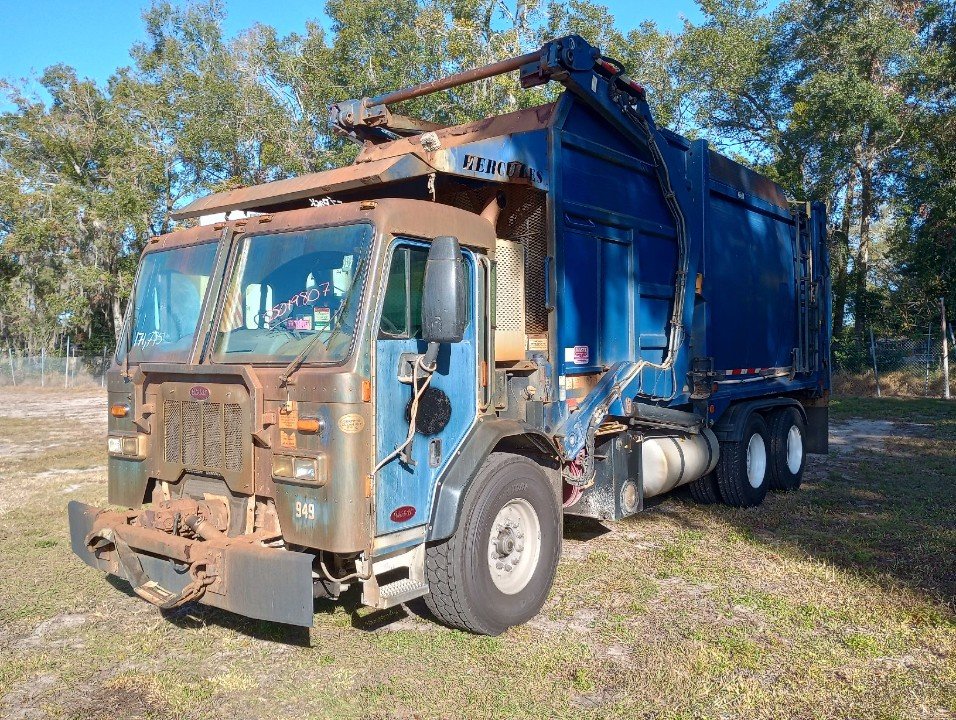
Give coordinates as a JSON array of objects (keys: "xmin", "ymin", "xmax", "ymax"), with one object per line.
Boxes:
[{"xmin": 67, "ymin": 500, "xmax": 315, "ymax": 627}]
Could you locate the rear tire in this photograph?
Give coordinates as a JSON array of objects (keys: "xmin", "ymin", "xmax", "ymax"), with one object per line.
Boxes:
[
  {"xmin": 423, "ymin": 452, "xmax": 561, "ymax": 635},
  {"xmin": 767, "ymin": 407, "xmax": 806, "ymax": 491},
  {"xmin": 716, "ymin": 414, "xmax": 770, "ymax": 508},
  {"xmin": 687, "ymin": 473, "xmax": 721, "ymax": 504}
]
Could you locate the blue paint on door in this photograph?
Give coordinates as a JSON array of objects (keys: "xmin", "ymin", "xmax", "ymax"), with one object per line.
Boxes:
[{"xmin": 374, "ymin": 241, "xmax": 478, "ymax": 535}]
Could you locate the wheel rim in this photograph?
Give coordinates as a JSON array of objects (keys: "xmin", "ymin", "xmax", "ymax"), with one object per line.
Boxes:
[
  {"xmin": 487, "ymin": 498, "xmax": 541, "ymax": 595},
  {"xmin": 746, "ymin": 433, "xmax": 767, "ymax": 488},
  {"xmin": 786, "ymin": 425, "xmax": 803, "ymax": 474}
]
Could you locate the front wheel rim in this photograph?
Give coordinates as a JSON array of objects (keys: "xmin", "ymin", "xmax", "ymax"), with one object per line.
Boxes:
[
  {"xmin": 786, "ymin": 425, "xmax": 803, "ymax": 474},
  {"xmin": 746, "ymin": 433, "xmax": 767, "ymax": 488},
  {"xmin": 487, "ymin": 498, "xmax": 541, "ymax": 595}
]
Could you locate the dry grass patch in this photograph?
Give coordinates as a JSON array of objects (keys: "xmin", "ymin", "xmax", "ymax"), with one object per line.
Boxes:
[{"xmin": 0, "ymin": 391, "xmax": 953, "ymax": 719}]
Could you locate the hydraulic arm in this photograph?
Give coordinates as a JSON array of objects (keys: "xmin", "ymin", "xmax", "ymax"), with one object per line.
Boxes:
[
  {"xmin": 329, "ymin": 35, "xmax": 652, "ymax": 146},
  {"xmin": 331, "ymin": 35, "xmax": 693, "ymax": 485}
]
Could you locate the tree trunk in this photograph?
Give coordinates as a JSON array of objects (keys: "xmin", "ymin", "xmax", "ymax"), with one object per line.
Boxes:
[
  {"xmin": 853, "ymin": 161, "xmax": 874, "ymax": 335},
  {"xmin": 831, "ymin": 172, "xmax": 856, "ymax": 335}
]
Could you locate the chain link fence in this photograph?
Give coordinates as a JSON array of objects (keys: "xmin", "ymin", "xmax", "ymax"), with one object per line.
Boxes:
[
  {"xmin": 3, "ymin": 332, "xmax": 952, "ymax": 398},
  {"xmin": 832, "ymin": 332, "xmax": 955, "ymax": 398},
  {"xmin": 1, "ymin": 351, "xmax": 113, "ymax": 388}
]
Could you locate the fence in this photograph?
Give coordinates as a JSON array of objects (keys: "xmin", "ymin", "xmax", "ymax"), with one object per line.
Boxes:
[
  {"xmin": 832, "ymin": 332, "xmax": 955, "ymax": 398},
  {"xmin": 1, "ymin": 351, "xmax": 113, "ymax": 389},
  {"xmin": 2, "ymin": 335, "xmax": 952, "ymax": 398}
]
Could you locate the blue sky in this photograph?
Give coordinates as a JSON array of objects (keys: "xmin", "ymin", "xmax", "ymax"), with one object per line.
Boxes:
[{"xmin": 1, "ymin": 1, "xmax": 706, "ymax": 86}]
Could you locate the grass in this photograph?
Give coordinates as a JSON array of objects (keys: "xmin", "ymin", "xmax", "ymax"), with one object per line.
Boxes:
[{"xmin": 0, "ymin": 388, "xmax": 954, "ymax": 719}]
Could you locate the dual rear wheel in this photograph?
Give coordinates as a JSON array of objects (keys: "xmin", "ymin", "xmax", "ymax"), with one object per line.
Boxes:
[{"xmin": 687, "ymin": 406, "xmax": 806, "ymax": 507}]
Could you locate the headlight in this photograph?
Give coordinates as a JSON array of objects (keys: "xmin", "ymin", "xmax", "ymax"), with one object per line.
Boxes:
[
  {"xmin": 294, "ymin": 458, "xmax": 316, "ymax": 482},
  {"xmin": 273, "ymin": 455, "xmax": 327, "ymax": 486},
  {"xmin": 272, "ymin": 455, "xmax": 294, "ymax": 478},
  {"xmin": 108, "ymin": 435, "xmax": 142, "ymax": 457}
]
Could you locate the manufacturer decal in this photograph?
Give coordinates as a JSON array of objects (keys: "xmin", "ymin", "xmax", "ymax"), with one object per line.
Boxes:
[
  {"xmin": 390, "ymin": 505, "xmax": 416, "ymax": 523},
  {"xmin": 189, "ymin": 385, "xmax": 210, "ymax": 401},
  {"xmin": 564, "ymin": 346, "xmax": 590, "ymax": 365},
  {"xmin": 461, "ymin": 154, "xmax": 543, "ymax": 184},
  {"xmin": 337, "ymin": 413, "xmax": 366, "ymax": 434}
]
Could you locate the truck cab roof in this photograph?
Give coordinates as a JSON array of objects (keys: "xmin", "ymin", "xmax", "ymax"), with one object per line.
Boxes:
[{"xmin": 153, "ymin": 198, "xmax": 497, "ymax": 253}]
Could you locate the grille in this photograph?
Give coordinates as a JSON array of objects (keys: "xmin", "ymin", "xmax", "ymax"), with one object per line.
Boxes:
[
  {"xmin": 163, "ymin": 399, "xmax": 181, "ymax": 463},
  {"xmin": 495, "ymin": 239, "xmax": 526, "ymax": 333},
  {"xmin": 224, "ymin": 404, "xmax": 243, "ymax": 471},
  {"xmin": 163, "ymin": 399, "xmax": 244, "ymax": 473}
]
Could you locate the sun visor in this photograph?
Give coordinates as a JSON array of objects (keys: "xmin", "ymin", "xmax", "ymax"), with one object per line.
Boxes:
[{"xmin": 170, "ymin": 154, "xmax": 436, "ymax": 221}]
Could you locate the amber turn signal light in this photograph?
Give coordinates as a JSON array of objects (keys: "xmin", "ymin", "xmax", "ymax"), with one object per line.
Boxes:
[
  {"xmin": 110, "ymin": 404, "xmax": 130, "ymax": 418},
  {"xmin": 296, "ymin": 418, "xmax": 321, "ymax": 433}
]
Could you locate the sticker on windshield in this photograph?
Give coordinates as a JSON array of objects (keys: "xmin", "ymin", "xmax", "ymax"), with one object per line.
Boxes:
[
  {"xmin": 286, "ymin": 317, "xmax": 313, "ymax": 331},
  {"xmin": 313, "ymin": 307, "xmax": 331, "ymax": 325}
]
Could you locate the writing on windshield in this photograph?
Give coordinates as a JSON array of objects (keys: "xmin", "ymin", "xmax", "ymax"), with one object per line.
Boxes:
[
  {"xmin": 118, "ymin": 242, "xmax": 218, "ymax": 364},
  {"xmin": 213, "ymin": 224, "xmax": 373, "ymax": 364}
]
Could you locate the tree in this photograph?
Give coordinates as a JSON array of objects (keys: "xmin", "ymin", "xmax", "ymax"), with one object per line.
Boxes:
[{"xmin": 782, "ymin": 0, "xmax": 923, "ymax": 335}]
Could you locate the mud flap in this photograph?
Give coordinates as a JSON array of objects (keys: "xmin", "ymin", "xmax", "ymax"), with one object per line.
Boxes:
[{"xmin": 67, "ymin": 500, "xmax": 315, "ymax": 627}]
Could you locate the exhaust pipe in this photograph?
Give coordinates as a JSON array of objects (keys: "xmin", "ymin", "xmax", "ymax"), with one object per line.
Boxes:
[{"xmin": 480, "ymin": 191, "xmax": 507, "ymax": 230}]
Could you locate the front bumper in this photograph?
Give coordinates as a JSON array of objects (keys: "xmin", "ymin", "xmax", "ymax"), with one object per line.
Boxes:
[{"xmin": 67, "ymin": 500, "xmax": 315, "ymax": 627}]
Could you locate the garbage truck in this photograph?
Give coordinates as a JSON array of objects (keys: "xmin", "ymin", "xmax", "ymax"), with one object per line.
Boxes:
[{"xmin": 68, "ymin": 35, "xmax": 831, "ymax": 635}]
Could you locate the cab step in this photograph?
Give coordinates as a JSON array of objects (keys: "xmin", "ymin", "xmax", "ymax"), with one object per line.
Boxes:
[{"xmin": 372, "ymin": 578, "xmax": 429, "ymax": 609}]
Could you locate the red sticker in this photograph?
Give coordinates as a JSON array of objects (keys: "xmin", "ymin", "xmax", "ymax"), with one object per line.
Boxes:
[
  {"xmin": 189, "ymin": 385, "xmax": 210, "ymax": 401},
  {"xmin": 389, "ymin": 505, "xmax": 416, "ymax": 523}
]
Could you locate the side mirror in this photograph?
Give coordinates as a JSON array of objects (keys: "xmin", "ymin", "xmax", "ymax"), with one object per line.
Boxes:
[{"xmin": 421, "ymin": 236, "xmax": 466, "ymax": 347}]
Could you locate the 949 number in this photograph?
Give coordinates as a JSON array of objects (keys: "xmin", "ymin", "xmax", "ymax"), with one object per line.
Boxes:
[{"xmin": 294, "ymin": 500, "xmax": 316, "ymax": 521}]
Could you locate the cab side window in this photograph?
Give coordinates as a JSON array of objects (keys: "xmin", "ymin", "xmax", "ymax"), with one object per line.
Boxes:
[{"xmin": 379, "ymin": 247, "xmax": 428, "ymax": 339}]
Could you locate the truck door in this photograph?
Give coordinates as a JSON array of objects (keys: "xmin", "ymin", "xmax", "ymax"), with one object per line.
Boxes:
[{"xmin": 373, "ymin": 240, "xmax": 479, "ymax": 535}]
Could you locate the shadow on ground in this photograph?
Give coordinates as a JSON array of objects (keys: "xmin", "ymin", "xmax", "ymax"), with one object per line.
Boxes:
[{"xmin": 652, "ymin": 402, "xmax": 956, "ymax": 610}]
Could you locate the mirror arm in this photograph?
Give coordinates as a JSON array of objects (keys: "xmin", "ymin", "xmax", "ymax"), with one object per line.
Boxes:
[{"xmin": 422, "ymin": 342, "xmax": 440, "ymax": 370}]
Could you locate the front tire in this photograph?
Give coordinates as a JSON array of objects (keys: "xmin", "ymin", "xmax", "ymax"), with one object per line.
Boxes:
[
  {"xmin": 716, "ymin": 414, "xmax": 770, "ymax": 508},
  {"xmin": 767, "ymin": 407, "xmax": 806, "ymax": 491},
  {"xmin": 423, "ymin": 452, "xmax": 561, "ymax": 635}
]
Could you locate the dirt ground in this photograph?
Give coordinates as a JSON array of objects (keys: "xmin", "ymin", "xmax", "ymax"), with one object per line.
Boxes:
[{"xmin": 0, "ymin": 389, "xmax": 953, "ymax": 719}]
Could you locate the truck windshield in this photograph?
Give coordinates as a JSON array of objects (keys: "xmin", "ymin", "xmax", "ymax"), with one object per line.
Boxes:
[
  {"xmin": 213, "ymin": 223, "xmax": 373, "ymax": 364},
  {"xmin": 117, "ymin": 242, "xmax": 218, "ymax": 364}
]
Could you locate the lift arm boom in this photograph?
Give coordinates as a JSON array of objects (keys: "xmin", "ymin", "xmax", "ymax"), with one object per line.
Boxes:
[{"xmin": 329, "ymin": 35, "xmax": 652, "ymax": 145}]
